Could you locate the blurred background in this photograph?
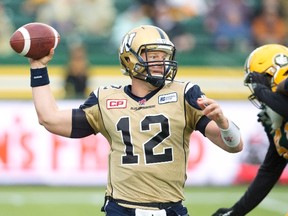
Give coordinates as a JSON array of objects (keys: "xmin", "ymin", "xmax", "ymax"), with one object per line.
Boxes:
[
  {"xmin": 0, "ymin": 0, "xmax": 287, "ymax": 215},
  {"xmin": 2, "ymin": 0, "xmax": 288, "ymax": 99}
]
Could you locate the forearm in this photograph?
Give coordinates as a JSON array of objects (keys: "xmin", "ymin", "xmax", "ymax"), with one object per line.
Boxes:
[
  {"xmin": 254, "ymin": 84, "xmax": 288, "ymax": 119},
  {"xmin": 233, "ymin": 167, "xmax": 281, "ymax": 214},
  {"xmin": 32, "ymin": 84, "xmax": 58, "ymax": 123},
  {"xmin": 233, "ymin": 143, "xmax": 287, "ymax": 215},
  {"xmin": 276, "ymin": 78, "xmax": 288, "ymax": 95},
  {"xmin": 205, "ymin": 120, "xmax": 243, "ymax": 153},
  {"xmin": 30, "ymin": 67, "xmax": 72, "ymax": 137}
]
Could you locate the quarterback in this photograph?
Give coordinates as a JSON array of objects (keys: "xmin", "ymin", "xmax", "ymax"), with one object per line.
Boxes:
[
  {"xmin": 212, "ymin": 44, "xmax": 288, "ymax": 216},
  {"xmin": 28, "ymin": 25, "xmax": 243, "ymax": 216}
]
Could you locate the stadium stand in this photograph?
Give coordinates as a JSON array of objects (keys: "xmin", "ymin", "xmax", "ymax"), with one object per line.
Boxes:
[
  {"xmin": 1, "ymin": 0, "xmax": 254, "ymax": 66},
  {"xmin": 0, "ymin": 0, "xmax": 259, "ymax": 99}
]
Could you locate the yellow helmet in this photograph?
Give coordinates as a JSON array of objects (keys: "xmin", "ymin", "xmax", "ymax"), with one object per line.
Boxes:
[
  {"xmin": 244, "ymin": 44, "xmax": 288, "ymax": 108},
  {"xmin": 118, "ymin": 25, "xmax": 177, "ymax": 87},
  {"xmin": 244, "ymin": 44, "xmax": 288, "ymax": 91}
]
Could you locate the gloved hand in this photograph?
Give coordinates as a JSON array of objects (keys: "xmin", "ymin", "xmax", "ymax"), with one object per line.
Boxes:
[
  {"xmin": 211, "ymin": 207, "xmax": 237, "ymax": 216},
  {"xmin": 257, "ymin": 109, "xmax": 272, "ymax": 127},
  {"xmin": 246, "ymin": 73, "xmax": 271, "ymax": 88}
]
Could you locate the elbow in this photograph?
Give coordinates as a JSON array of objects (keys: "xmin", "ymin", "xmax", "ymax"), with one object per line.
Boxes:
[
  {"xmin": 38, "ymin": 116, "xmax": 57, "ymax": 134},
  {"xmin": 37, "ymin": 115, "xmax": 44, "ymax": 126},
  {"xmin": 37, "ymin": 113, "xmax": 52, "ymax": 130}
]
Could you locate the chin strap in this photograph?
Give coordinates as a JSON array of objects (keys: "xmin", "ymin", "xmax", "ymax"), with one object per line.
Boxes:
[{"xmin": 145, "ymin": 76, "xmax": 165, "ymax": 87}]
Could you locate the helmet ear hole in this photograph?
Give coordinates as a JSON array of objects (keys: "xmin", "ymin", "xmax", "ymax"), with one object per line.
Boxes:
[{"xmin": 125, "ymin": 57, "xmax": 130, "ymax": 62}]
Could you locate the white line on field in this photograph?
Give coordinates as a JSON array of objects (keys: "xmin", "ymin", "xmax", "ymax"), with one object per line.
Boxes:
[
  {"xmin": 184, "ymin": 192, "xmax": 287, "ymax": 214},
  {"xmin": 0, "ymin": 191, "xmax": 286, "ymax": 214}
]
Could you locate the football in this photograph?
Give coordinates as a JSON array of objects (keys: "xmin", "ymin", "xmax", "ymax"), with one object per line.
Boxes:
[{"xmin": 9, "ymin": 22, "xmax": 60, "ymax": 60}]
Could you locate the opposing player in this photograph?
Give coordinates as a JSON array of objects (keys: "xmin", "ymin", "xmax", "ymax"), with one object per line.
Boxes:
[
  {"xmin": 28, "ymin": 25, "xmax": 243, "ymax": 216},
  {"xmin": 212, "ymin": 44, "xmax": 288, "ymax": 216},
  {"xmin": 277, "ymin": 77, "xmax": 288, "ymax": 96}
]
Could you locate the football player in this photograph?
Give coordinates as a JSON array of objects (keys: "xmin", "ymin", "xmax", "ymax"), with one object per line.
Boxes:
[
  {"xmin": 28, "ymin": 25, "xmax": 243, "ymax": 216},
  {"xmin": 277, "ymin": 77, "xmax": 288, "ymax": 96},
  {"xmin": 212, "ymin": 44, "xmax": 288, "ymax": 216}
]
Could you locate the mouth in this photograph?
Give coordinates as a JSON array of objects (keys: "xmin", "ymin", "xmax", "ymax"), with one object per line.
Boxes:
[{"xmin": 150, "ymin": 70, "xmax": 163, "ymax": 76}]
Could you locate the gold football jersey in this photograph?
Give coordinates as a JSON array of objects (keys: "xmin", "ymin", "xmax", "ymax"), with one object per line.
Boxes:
[{"xmin": 83, "ymin": 81, "xmax": 205, "ymax": 206}]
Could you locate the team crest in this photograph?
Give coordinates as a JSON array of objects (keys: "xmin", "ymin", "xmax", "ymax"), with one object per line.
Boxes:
[
  {"xmin": 274, "ymin": 54, "xmax": 288, "ymax": 67},
  {"xmin": 139, "ymin": 98, "xmax": 146, "ymax": 105}
]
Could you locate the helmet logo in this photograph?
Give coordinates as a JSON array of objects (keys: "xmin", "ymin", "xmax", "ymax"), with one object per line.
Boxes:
[
  {"xmin": 274, "ymin": 54, "xmax": 288, "ymax": 67},
  {"xmin": 156, "ymin": 38, "xmax": 171, "ymax": 45},
  {"xmin": 119, "ymin": 32, "xmax": 136, "ymax": 54}
]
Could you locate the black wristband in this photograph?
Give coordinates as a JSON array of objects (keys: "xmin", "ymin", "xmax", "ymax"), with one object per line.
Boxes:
[{"xmin": 30, "ymin": 67, "xmax": 50, "ymax": 87}]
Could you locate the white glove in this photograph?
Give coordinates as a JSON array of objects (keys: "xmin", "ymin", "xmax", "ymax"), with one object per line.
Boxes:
[{"xmin": 265, "ymin": 107, "xmax": 283, "ymax": 132}]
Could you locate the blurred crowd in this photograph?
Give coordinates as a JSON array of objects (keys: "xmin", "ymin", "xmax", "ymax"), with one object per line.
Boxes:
[
  {"xmin": 2, "ymin": 0, "xmax": 288, "ymax": 56},
  {"xmin": 1, "ymin": 0, "xmax": 288, "ymax": 98}
]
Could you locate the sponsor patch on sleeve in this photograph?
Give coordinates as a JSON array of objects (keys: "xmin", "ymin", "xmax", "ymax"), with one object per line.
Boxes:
[{"xmin": 158, "ymin": 92, "xmax": 177, "ymax": 104}]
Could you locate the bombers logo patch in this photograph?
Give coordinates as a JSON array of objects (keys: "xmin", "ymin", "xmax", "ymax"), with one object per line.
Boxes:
[
  {"xmin": 158, "ymin": 92, "xmax": 177, "ymax": 104},
  {"xmin": 106, "ymin": 99, "xmax": 127, "ymax": 109}
]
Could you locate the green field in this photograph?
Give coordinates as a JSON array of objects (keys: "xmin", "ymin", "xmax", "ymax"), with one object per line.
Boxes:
[{"xmin": 0, "ymin": 185, "xmax": 287, "ymax": 216}]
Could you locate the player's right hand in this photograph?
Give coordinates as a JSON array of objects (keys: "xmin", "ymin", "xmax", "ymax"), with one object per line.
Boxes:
[
  {"xmin": 211, "ymin": 207, "xmax": 237, "ymax": 216},
  {"xmin": 29, "ymin": 48, "xmax": 54, "ymax": 69},
  {"xmin": 246, "ymin": 72, "xmax": 270, "ymax": 88},
  {"xmin": 257, "ymin": 109, "xmax": 272, "ymax": 126},
  {"xmin": 197, "ymin": 96, "xmax": 229, "ymax": 130}
]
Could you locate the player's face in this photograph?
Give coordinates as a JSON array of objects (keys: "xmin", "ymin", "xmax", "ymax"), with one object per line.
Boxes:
[{"xmin": 141, "ymin": 51, "xmax": 168, "ymax": 76}]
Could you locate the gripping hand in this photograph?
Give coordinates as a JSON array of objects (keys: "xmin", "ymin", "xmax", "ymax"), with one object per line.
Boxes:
[
  {"xmin": 246, "ymin": 73, "xmax": 270, "ymax": 88},
  {"xmin": 257, "ymin": 109, "xmax": 272, "ymax": 127}
]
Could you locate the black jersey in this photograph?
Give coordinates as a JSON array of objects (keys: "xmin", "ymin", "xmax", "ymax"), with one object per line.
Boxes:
[{"xmin": 232, "ymin": 84, "xmax": 288, "ymax": 215}]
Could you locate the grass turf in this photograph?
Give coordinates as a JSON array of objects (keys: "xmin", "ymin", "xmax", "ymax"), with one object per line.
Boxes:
[{"xmin": 0, "ymin": 185, "xmax": 287, "ymax": 216}]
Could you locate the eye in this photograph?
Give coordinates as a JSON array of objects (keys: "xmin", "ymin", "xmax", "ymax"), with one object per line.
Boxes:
[{"xmin": 147, "ymin": 54, "xmax": 158, "ymax": 61}]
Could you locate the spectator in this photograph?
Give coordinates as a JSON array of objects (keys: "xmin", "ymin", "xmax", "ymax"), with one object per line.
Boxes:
[
  {"xmin": 110, "ymin": 2, "xmax": 153, "ymax": 49},
  {"xmin": 150, "ymin": 0, "xmax": 196, "ymax": 52},
  {"xmin": 251, "ymin": 0, "xmax": 287, "ymax": 47},
  {"xmin": 0, "ymin": 3, "xmax": 15, "ymax": 56},
  {"xmin": 72, "ymin": 0, "xmax": 116, "ymax": 37},
  {"xmin": 21, "ymin": 0, "xmax": 49, "ymax": 21},
  {"xmin": 165, "ymin": 0, "xmax": 208, "ymax": 20},
  {"xmin": 35, "ymin": 0, "xmax": 75, "ymax": 36},
  {"xmin": 204, "ymin": 0, "xmax": 253, "ymax": 52},
  {"xmin": 64, "ymin": 44, "xmax": 89, "ymax": 99},
  {"xmin": 279, "ymin": 0, "xmax": 288, "ymax": 22},
  {"xmin": 36, "ymin": 0, "xmax": 115, "ymax": 38}
]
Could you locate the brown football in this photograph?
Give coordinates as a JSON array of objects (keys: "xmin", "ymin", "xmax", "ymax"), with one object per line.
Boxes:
[{"xmin": 9, "ymin": 22, "xmax": 60, "ymax": 60}]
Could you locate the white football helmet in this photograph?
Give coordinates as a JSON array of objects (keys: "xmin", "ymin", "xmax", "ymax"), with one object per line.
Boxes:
[{"xmin": 118, "ymin": 25, "xmax": 178, "ymax": 87}]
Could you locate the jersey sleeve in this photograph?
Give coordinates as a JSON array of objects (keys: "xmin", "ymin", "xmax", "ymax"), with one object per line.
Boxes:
[
  {"xmin": 71, "ymin": 109, "xmax": 95, "ymax": 138},
  {"xmin": 277, "ymin": 78, "xmax": 288, "ymax": 95},
  {"xmin": 80, "ymin": 89, "xmax": 107, "ymax": 134},
  {"xmin": 254, "ymin": 83, "xmax": 288, "ymax": 119},
  {"xmin": 184, "ymin": 83, "xmax": 211, "ymax": 135},
  {"xmin": 284, "ymin": 78, "xmax": 288, "ymax": 91},
  {"xmin": 79, "ymin": 90, "xmax": 99, "ymax": 109},
  {"xmin": 232, "ymin": 132, "xmax": 287, "ymax": 215},
  {"xmin": 71, "ymin": 90, "xmax": 103, "ymax": 137}
]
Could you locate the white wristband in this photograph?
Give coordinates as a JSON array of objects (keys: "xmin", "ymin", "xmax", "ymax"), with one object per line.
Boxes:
[{"xmin": 220, "ymin": 120, "xmax": 241, "ymax": 147}]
